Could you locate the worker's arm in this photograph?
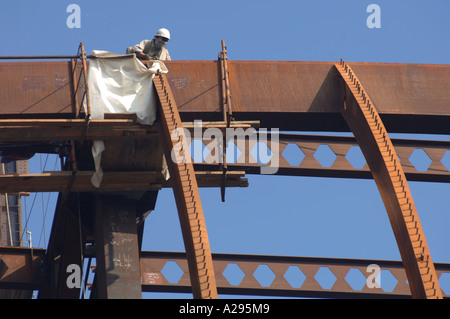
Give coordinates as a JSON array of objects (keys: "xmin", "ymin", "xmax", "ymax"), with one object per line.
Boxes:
[
  {"xmin": 165, "ymin": 51, "xmax": 171, "ymax": 61},
  {"xmin": 135, "ymin": 52, "xmax": 149, "ymax": 59},
  {"xmin": 127, "ymin": 40, "xmax": 151, "ymax": 59}
]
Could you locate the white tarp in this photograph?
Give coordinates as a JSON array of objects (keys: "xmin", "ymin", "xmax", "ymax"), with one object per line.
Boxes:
[
  {"xmin": 85, "ymin": 50, "xmax": 169, "ymax": 187},
  {"xmin": 86, "ymin": 50, "xmax": 168, "ymax": 125}
]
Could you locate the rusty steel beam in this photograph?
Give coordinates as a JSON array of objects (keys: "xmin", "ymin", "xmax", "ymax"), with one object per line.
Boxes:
[
  {"xmin": 0, "ymin": 171, "xmax": 162, "ymax": 193},
  {"xmin": 0, "ymin": 61, "xmax": 83, "ymax": 116},
  {"xmin": 0, "ymin": 119, "xmax": 156, "ymax": 142},
  {"xmin": 193, "ymin": 133, "xmax": 450, "ymax": 182},
  {"xmin": 0, "ymin": 247, "xmax": 46, "ymax": 291},
  {"xmin": 37, "ymin": 206, "xmax": 83, "ymax": 299},
  {"xmin": 166, "ymin": 61, "xmax": 450, "ymax": 134},
  {"xmin": 94, "ymin": 195, "xmax": 142, "ymax": 299},
  {"xmin": 2, "ymin": 60, "xmax": 450, "ymax": 134},
  {"xmin": 154, "ymin": 72, "xmax": 218, "ymax": 299},
  {"xmin": 336, "ymin": 62, "xmax": 442, "ymax": 299},
  {"xmin": 2, "ymin": 247, "xmax": 449, "ymax": 299},
  {"xmin": 0, "ymin": 171, "xmax": 247, "ymax": 193},
  {"xmin": 140, "ymin": 251, "xmax": 450, "ymax": 299}
]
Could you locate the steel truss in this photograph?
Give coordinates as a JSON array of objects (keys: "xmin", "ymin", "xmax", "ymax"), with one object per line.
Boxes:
[{"xmin": 0, "ymin": 43, "xmax": 449, "ymax": 298}]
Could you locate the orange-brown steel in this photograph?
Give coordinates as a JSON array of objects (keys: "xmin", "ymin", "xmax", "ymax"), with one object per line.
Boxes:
[
  {"xmin": 153, "ymin": 72, "xmax": 218, "ymax": 299},
  {"xmin": 336, "ymin": 61, "xmax": 443, "ymax": 299},
  {"xmin": 2, "ymin": 60, "xmax": 450, "ymax": 134}
]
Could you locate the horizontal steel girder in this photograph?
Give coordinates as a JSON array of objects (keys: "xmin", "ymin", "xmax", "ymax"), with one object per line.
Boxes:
[
  {"xmin": 2, "ymin": 247, "xmax": 449, "ymax": 298},
  {"xmin": 193, "ymin": 133, "xmax": 450, "ymax": 182},
  {"xmin": 1, "ymin": 60, "xmax": 450, "ymax": 134},
  {"xmin": 0, "ymin": 247, "xmax": 46, "ymax": 291},
  {"xmin": 0, "ymin": 171, "xmax": 247, "ymax": 193},
  {"xmin": 140, "ymin": 251, "xmax": 450, "ymax": 299}
]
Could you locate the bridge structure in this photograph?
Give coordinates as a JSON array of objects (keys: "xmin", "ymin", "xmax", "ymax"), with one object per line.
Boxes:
[{"xmin": 0, "ymin": 43, "xmax": 449, "ymax": 299}]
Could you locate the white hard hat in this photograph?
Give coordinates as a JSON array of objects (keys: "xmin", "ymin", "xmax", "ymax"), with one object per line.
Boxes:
[{"xmin": 155, "ymin": 28, "xmax": 170, "ymax": 40}]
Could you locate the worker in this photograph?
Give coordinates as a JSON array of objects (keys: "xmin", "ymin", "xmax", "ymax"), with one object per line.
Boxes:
[{"xmin": 126, "ymin": 28, "xmax": 171, "ymax": 61}]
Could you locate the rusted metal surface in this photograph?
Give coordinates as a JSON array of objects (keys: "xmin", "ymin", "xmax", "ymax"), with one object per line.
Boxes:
[
  {"xmin": 194, "ymin": 133, "xmax": 450, "ymax": 182},
  {"xmin": 3, "ymin": 247, "xmax": 449, "ymax": 299},
  {"xmin": 0, "ymin": 61, "xmax": 83, "ymax": 116},
  {"xmin": 349, "ymin": 62, "xmax": 450, "ymax": 116},
  {"xmin": 0, "ymin": 119, "xmax": 157, "ymax": 142},
  {"xmin": 336, "ymin": 61, "xmax": 442, "ymax": 299},
  {"xmin": 218, "ymin": 41, "xmax": 233, "ymax": 201},
  {"xmin": 94, "ymin": 195, "xmax": 142, "ymax": 299},
  {"xmin": 0, "ymin": 247, "xmax": 46, "ymax": 291},
  {"xmin": 0, "ymin": 170, "xmax": 247, "ymax": 193},
  {"xmin": 2, "ymin": 59, "xmax": 450, "ymax": 133},
  {"xmin": 38, "ymin": 206, "xmax": 83, "ymax": 299},
  {"xmin": 165, "ymin": 60, "xmax": 450, "ymax": 134},
  {"xmin": 79, "ymin": 43, "xmax": 91, "ymax": 119},
  {"xmin": 1, "ymin": 55, "xmax": 450, "ymax": 299},
  {"xmin": 140, "ymin": 251, "xmax": 450, "ymax": 298},
  {"xmin": 154, "ymin": 72, "xmax": 218, "ymax": 299}
]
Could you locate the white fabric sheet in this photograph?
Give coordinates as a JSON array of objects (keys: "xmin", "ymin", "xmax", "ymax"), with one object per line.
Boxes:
[
  {"xmin": 86, "ymin": 50, "xmax": 168, "ymax": 125},
  {"xmin": 85, "ymin": 51, "xmax": 169, "ymax": 187}
]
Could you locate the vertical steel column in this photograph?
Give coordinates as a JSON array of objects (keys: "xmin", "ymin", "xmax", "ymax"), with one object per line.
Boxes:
[
  {"xmin": 38, "ymin": 204, "xmax": 83, "ymax": 299},
  {"xmin": 94, "ymin": 195, "xmax": 142, "ymax": 299},
  {"xmin": 218, "ymin": 40, "xmax": 233, "ymax": 202},
  {"xmin": 154, "ymin": 72, "xmax": 218, "ymax": 299},
  {"xmin": 79, "ymin": 42, "xmax": 91, "ymax": 120},
  {"xmin": 335, "ymin": 61, "xmax": 443, "ymax": 299}
]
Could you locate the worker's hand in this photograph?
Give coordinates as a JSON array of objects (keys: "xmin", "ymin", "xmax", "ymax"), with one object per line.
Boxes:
[{"xmin": 135, "ymin": 52, "xmax": 149, "ymax": 60}]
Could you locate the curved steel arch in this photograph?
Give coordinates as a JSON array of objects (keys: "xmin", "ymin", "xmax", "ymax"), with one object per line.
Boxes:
[{"xmin": 335, "ymin": 61, "xmax": 442, "ymax": 299}]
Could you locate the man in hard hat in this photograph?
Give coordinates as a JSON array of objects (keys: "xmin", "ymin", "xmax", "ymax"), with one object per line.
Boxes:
[{"xmin": 126, "ymin": 28, "xmax": 171, "ymax": 61}]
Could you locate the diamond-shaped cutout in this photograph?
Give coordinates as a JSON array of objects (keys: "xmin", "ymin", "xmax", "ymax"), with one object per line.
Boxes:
[
  {"xmin": 314, "ymin": 145, "xmax": 337, "ymax": 168},
  {"xmin": 345, "ymin": 146, "xmax": 366, "ymax": 169},
  {"xmin": 253, "ymin": 264, "xmax": 276, "ymax": 287},
  {"xmin": 439, "ymin": 272, "xmax": 450, "ymax": 295},
  {"xmin": 161, "ymin": 261, "xmax": 184, "ymax": 284},
  {"xmin": 226, "ymin": 140, "xmax": 242, "ymax": 164},
  {"xmin": 345, "ymin": 268, "xmax": 367, "ymax": 291},
  {"xmin": 188, "ymin": 139, "xmax": 209, "ymax": 163},
  {"xmin": 409, "ymin": 149, "xmax": 432, "ymax": 172},
  {"xmin": 315, "ymin": 267, "xmax": 336, "ymax": 289},
  {"xmin": 250, "ymin": 142, "xmax": 273, "ymax": 165},
  {"xmin": 380, "ymin": 269, "xmax": 398, "ymax": 292},
  {"xmin": 223, "ymin": 263, "xmax": 245, "ymax": 286},
  {"xmin": 281, "ymin": 144, "xmax": 305, "ymax": 166},
  {"xmin": 284, "ymin": 265, "xmax": 306, "ymax": 288},
  {"xmin": 441, "ymin": 150, "xmax": 450, "ymax": 172}
]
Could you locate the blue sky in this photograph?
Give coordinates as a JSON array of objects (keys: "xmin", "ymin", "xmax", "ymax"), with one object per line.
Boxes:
[{"xmin": 2, "ymin": 0, "xmax": 450, "ymax": 298}]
